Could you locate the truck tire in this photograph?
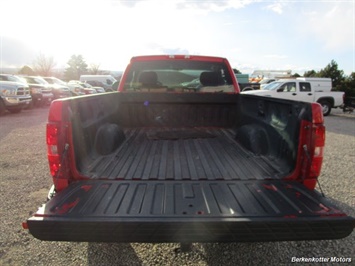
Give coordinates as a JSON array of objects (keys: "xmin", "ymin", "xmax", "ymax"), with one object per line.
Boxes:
[
  {"xmin": 0, "ymin": 99, "xmax": 6, "ymax": 115},
  {"xmin": 319, "ymin": 100, "xmax": 331, "ymax": 116}
]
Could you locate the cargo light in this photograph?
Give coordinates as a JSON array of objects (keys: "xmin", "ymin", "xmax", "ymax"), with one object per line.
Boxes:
[{"xmin": 168, "ymin": 55, "xmax": 191, "ymax": 59}]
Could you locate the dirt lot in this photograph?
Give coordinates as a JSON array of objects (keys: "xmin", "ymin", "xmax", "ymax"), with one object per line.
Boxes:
[{"xmin": 0, "ymin": 106, "xmax": 354, "ymax": 265}]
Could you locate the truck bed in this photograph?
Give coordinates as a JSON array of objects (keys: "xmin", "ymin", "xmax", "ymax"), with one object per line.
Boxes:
[
  {"xmin": 25, "ymin": 57, "xmax": 354, "ymax": 244},
  {"xmin": 81, "ymin": 127, "xmax": 284, "ymax": 181}
]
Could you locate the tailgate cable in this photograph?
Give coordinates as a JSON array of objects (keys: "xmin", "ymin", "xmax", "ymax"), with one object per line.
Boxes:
[
  {"xmin": 303, "ymin": 145, "xmax": 325, "ymax": 197},
  {"xmin": 317, "ymin": 180, "xmax": 325, "ymax": 197},
  {"xmin": 49, "ymin": 143, "xmax": 70, "ymax": 199}
]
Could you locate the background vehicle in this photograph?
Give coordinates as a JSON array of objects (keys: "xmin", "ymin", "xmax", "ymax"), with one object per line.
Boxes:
[
  {"xmin": 242, "ymin": 77, "xmax": 344, "ymax": 116},
  {"xmin": 85, "ymin": 80, "xmax": 115, "ymax": 92},
  {"xmin": 21, "ymin": 76, "xmax": 54, "ymax": 107},
  {"xmin": 67, "ymin": 80, "xmax": 98, "ymax": 95},
  {"xmin": 0, "ymin": 81, "xmax": 32, "ymax": 115},
  {"xmin": 79, "ymin": 81, "xmax": 105, "ymax": 93},
  {"xmin": 24, "ymin": 55, "xmax": 354, "ymax": 244},
  {"xmin": 259, "ymin": 78, "xmax": 277, "ymax": 89},
  {"xmin": 343, "ymin": 96, "xmax": 355, "ymax": 113},
  {"xmin": 42, "ymin": 77, "xmax": 71, "ymax": 99},
  {"xmin": 235, "ymin": 74, "xmax": 260, "ymax": 91},
  {"xmin": 249, "ymin": 69, "xmax": 292, "ymax": 83},
  {"xmin": 0, "ymin": 74, "xmax": 26, "ymax": 83},
  {"xmin": 79, "ymin": 75, "xmax": 116, "ymax": 91}
]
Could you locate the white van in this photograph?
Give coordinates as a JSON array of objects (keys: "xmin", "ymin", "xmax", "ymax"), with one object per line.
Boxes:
[{"xmin": 79, "ymin": 75, "xmax": 117, "ymax": 91}]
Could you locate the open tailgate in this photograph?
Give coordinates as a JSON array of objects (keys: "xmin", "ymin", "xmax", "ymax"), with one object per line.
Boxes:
[{"xmin": 26, "ymin": 180, "xmax": 354, "ymax": 242}]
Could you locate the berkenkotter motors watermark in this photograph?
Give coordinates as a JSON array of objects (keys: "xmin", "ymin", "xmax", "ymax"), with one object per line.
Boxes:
[{"xmin": 291, "ymin": 257, "xmax": 352, "ymax": 263}]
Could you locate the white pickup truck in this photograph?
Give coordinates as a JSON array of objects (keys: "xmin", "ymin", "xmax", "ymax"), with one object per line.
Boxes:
[{"xmin": 242, "ymin": 78, "xmax": 344, "ymax": 116}]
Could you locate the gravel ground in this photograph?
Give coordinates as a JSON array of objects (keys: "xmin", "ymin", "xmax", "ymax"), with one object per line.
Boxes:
[{"xmin": 0, "ymin": 106, "xmax": 354, "ymax": 266}]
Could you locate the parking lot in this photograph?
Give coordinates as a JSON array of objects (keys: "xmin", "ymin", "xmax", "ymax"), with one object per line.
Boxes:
[{"xmin": 0, "ymin": 107, "xmax": 354, "ymax": 265}]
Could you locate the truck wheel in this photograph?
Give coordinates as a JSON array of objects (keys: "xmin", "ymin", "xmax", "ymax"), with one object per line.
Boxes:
[
  {"xmin": 0, "ymin": 100, "xmax": 6, "ymax": 115},
  {"xmin": 319, "ymin": 101, "xmax": 331, "ymax": 116}
]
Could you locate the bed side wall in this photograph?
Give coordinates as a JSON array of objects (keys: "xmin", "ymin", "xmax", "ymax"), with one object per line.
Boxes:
[{"xmin": 68, "ymin": 92, "xmax": 310, "ymax": 178}]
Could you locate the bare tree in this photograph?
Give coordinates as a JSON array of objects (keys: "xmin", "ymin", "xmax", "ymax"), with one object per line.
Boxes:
[
  {"xmin": 33, "ymin": 53, "xmax": 56, "ymax": 76},
  {"xmin": 89, "ymin": 63, "xmax": 101, "ymax": 74}
]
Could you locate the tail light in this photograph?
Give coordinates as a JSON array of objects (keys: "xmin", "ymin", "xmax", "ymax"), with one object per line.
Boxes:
[
  {"xmin": 301, "ymin": 103, "xmax": 326, "ymax": 190},
  {"xmin": 47, "ymin": 123, "xmax": 60, "ymax": 176},
  {"xmin": 309, "ymin": 121, "xmax": 325, "ymax": 178},
  {"xmin": 46, "ymin": 100, "xmax": 69, "ymax": 191}
]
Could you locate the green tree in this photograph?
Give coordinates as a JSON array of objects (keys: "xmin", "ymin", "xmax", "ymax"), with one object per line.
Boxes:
[
  {"xmin": 337, "ymin": 72, "xmax": 355, "ymax": 97},
  {"xmin": 291, "ymin": 73, "xmax": 301, "ymax": 78},
  {"xmin": 64, "ymin": 55, "xmax": 88, "ymax": 80},
  {"xmin": 18, "ymin": 65, "xmax": 35, "ymax": 75},
  {"xmin": 233, "ymin": 68, "xmax": 242, "ymax": 74},
  {"xmin": 303, "ymin": 70, "xmax": 318, "ymax": 77},
  {"xmin": 317, "ymin": 60, "xmax": 345, "ymax": 88}
]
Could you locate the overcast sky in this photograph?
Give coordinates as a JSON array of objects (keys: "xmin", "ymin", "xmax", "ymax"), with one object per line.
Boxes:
[{"xmin": 0, "ymin": 0, "xmax": 354, "ymax": 75}]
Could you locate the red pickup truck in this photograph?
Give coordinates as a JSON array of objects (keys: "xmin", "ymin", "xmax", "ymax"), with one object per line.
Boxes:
[{"xmin": 24, "ymin": 55, "xmax": 354, "ymax": 243}]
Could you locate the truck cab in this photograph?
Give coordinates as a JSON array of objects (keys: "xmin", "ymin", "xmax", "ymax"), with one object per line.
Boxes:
[{"xmin": 242, "ymin": 77, "xmax": 344, "ymax": 116}]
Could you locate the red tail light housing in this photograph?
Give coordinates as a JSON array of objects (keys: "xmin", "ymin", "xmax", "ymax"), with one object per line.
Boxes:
[
  {"xmin": 298, "ymin": 103, "xmax": 326, "ymax": 190},
  {"xmin": 47, "ymin": 123, "xmax": 61, "ymax": 177},
  {"xmin": 46, "ymin": 101, "xmax": 69, "ymax": 191}
]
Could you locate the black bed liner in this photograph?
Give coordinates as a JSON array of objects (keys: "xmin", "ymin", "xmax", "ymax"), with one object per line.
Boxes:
[
  {"xmin": 27, "ymin": 180, "xmax": 354, "ymax": 242},
  {"xmin": 82, "ymin": 128, "xmax": 284, "ymax": 180}
]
